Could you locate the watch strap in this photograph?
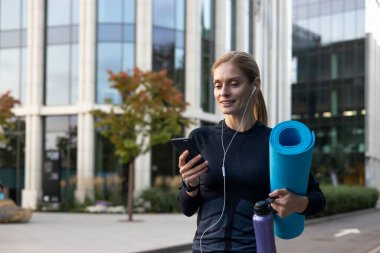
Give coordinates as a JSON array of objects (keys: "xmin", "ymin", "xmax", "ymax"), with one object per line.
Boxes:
[{"xmin": 182, "ymin": 180, "xmax": 199, "ymax": 192}]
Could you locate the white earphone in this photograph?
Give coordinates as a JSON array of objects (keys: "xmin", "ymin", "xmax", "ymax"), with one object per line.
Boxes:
[{"xmin": 199, "ymin": 83, "xmax": 258, "ymax": 253}]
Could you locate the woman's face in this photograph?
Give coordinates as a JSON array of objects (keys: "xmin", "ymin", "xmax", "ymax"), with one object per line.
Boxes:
[{"xmin": 213, "ymin": 62, "xmax": 254, "ymax": 116}]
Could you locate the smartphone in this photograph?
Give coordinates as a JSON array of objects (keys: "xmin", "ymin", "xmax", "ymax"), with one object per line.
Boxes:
[{"xmin": 170, "ymin": 137, "xmax": 205, "ymax": 166}]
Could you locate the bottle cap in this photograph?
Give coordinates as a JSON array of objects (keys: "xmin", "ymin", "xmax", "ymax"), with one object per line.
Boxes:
[{"xmin": 254, "ymin": 200, "xmax": 271, "ymax": 215}]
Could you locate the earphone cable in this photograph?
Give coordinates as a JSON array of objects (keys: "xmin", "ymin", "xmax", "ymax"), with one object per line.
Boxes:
[{"xmin": 199, "ymin": 87, "xmax": 256, "ymax": 253}]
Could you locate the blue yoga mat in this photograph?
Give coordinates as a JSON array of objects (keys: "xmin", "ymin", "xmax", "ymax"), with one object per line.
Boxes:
[{"xmin": 269, "ymin": 120, "xmax": 315, "ymax": 239}]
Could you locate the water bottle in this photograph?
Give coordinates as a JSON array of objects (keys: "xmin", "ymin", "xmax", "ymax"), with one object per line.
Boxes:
[
  {"xmin": 253, "ymin": 200, "xmax": 277, "ymax": 253},
  {"xmin": 0, "ymin": 181, "xmax": 4, "ymax": 200}
]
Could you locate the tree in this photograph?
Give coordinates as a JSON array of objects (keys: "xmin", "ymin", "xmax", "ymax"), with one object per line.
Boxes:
[
  {"xmin": 0, "ymin": 91, "xmax": 20, "ymax": 142},
  {"xmin": 92, "ymin": 67, "xmax": 190, "ymax": 221}
]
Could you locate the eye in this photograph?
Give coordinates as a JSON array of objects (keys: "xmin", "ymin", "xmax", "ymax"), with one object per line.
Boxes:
[
  {"xmin": 230, "ymin": 81, "xmax": 240, "ymax": 87},
  {"xmin": 214, "ymin": 82, "xmax": 222, "ymax": 89}
]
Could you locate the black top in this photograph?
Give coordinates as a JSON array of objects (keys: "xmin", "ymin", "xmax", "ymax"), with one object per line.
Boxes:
[{"xmin": 177, "ymin": 120, "xmax": 326, "ymax": 253}]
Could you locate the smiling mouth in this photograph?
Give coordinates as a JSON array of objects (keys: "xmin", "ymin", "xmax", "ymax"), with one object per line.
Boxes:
[{"xmin": 220, "ymin": 100, "xmax": 235, "ymax": 107}]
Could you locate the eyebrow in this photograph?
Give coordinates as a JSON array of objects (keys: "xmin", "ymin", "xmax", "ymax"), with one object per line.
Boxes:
[{"xmin": 213, "ymin": 76, "xmax": 243, "ymax": 83}]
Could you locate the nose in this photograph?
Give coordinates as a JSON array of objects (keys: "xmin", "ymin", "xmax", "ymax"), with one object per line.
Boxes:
[{"xmin": 220, "ymin": 84, "xmax": 230, "ymax": 97}]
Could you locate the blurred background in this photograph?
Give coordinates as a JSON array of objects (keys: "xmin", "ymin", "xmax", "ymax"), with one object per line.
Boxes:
[{"xmin": 0, "ymin": 0, "xmax": 379, "ymax": 212}]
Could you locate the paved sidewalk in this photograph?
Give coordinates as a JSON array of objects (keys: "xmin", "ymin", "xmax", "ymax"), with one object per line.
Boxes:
[
  {"xmin": 0, "ymin": 212, "xmax": 196, "ymax": 253},
  {"xmin": 1, "ymin": 209, "xmax": 379, "ymax": 253}
]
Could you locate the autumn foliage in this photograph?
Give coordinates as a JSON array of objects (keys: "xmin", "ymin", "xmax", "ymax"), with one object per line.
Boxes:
[
  {"xmin": 92, "ymin": 67, "xmax": 190, "ymax": 221},
  {"xmin": 92, "ymin": 67, "xmax": 190, "ymax": 163},
  {"xmin": 0, "ymin": 91, "xmax": 20, "ymax": 141}
]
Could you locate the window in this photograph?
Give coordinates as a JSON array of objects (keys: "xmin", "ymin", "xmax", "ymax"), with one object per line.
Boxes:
[
  {"xmin": 0, "ymin": 0, "xmax": 27, "ymax": 104},
  {"xmin": 152, "ymin": 0, "xmax": 185, "ymax": 93},
  {"xmin": 96, "ymin": 0, "xmax": 136, "ymax": 104},
  {"xmin": 201, "ymin": 0, "xmax": 215, "ymax": 112},
  {"xmin": 45, "ymin": 0, "xmax": 79, "ymax": 105}
]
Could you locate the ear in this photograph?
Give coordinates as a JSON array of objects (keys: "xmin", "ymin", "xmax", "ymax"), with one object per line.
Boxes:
[{"xmin": 253, "ymin": 77, "xmax": 261, "ymax": 91}]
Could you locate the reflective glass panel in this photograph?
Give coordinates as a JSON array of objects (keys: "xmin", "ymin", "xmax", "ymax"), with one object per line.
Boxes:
[
  {"xmin": 356, "ymin": 9, "xmax": 365, "ymax": 38},
  {"xmin": 320, "ymin": 15, "xmax": 331, "ymax": 45},
  {"xmin": 201, "ymin": 0, "xmax": 215, "ymax": 112},
  {"xmin": 72, "ymin": 0, "xmax": 79, "ymax": 24},
  {"xmin": 96, "ymin": 0, "xmax": 136, "ymax": 105},
  {"xmin": 97, "ymin": 43, "xmax": 122, "ymax": 104},
  {"xmin": 98, "ymin": 24, "xmax": 123, "ymax": 42},
  {"xmin": 176, "ymin": 31, "xmax": 185, "ymax": 49},
  {"xmin": 21, "ymin": 29, "xmax": 27, "ymax": 47},
  {"xmin": 0, "ymin": 49, "xmax": 20, "ymax": 98},
  {"xmin": 71, "ymin": 44, "xmax": 78, "ymax": 104},
  {"xmin": 201, "ymin": 0, "xmax": 213, "ymax": 31},
  {"xmin": 331, "ymin": 13, "xmax": 344, "ymax": 43},
  {"xmin": 47, "ymin": 27, "xmax": 72, "ymax": 44},
  {"xmin": 47, "ymin": 0, "xmax": 70, "ymax": 26},
  {"xmin": 0, "ymin": 0, "xmax": 21, "ymax": 30},
  {"xmin": 319, "ymin": 1, "xmax": 331, "ymax": 16},
  {"xmin": 22, "ymin": 0, "xmax": 28, "ymax": 29},
  {"xmin": 44, "ymin": 116, "xmax": 78, "ymax": 206},
  {"xmin": 332, "ymin": 0, "xmax": 344, "ymax": 14},
  {"xmin": 45, "ymin": 45, "xmax": 70, "ymax": 105},
  {"xmin": 153, "ymin": 0, "xmax": 175, "ymax": 29},
  {"xmin": 176, "ymin": 0, "xmax": 185, "ymax": 31},
  {"xmin": 153, "ymin": 28, "xmax": 175, "ymax": 46},
  {"xmin": 0, "ymin": 30, "xmax": 22, "ymax": 48},
  {"xmin": 123, "ymin": 0, "xmax": 135, "ymax": 23},
  {"xmin": 344, "ymin": 0, "xmax": 357, "ymax": 11},
  {"xmin": 123, "ymin": 24, "xmax": 135, "ymax": 42},
  {"xmin": 343, "ymin": 11, "xmax": 356, "ymax": 41},
  {"xmin": 122, "ymin": 43, "xmax": 134, "ymax": 72},
  {"xmin": 98, "ymin": 0, "xmax": 123, "ymax": 23},
  {"xmin": 20, "ymin": 48, "xmax": 27, "ymax": 103}
]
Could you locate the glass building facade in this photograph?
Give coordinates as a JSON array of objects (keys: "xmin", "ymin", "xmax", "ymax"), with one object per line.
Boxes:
[
  {"xmin": 0, "ymin": 0, "xmax": 28, "ymax": 104},
  {"xmin": 151, "ymin": 0, "xmax": 186, "ymax": 183},
  {"xmin": 200, "ymin": 0, "xmax": 215, "ymax": 113},
  {"xmin": 96, "ymin": 0, "xmax": 136, "ymax": 104},
  {"xmin": 45, "ymin": 0, "xmax": 79, "ymax": 105},
  {"xmin": 0, "ymin": 0, "xmax": 291, "ymax": 208},
  {"xmin": 0, "ymin": 0, "xmax": 27, "ymax": 206},
  {"xmin": 292, "ymin": 0, "xmax": 366, "ymax": 184}
]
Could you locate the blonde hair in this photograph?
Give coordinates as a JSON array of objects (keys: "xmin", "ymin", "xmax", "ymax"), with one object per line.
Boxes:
[{"xmin": 212, "ymin": 51, "xmax": 268, "ymax": 125}]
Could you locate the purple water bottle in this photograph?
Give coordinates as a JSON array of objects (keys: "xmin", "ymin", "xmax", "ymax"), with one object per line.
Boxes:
[{"xmin": 253, "ymin": 200, "xmax": 277, "ymax": 253}]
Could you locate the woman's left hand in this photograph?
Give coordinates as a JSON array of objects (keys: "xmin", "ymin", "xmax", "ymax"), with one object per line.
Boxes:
[{"xmin": 268, "ymin": 188, "xmax": 309, "ymax": 218}]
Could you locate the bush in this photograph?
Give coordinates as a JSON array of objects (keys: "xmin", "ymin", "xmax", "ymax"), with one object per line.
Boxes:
[
  {"xmin": 138, "ymin": 184, "xmax": 379, "ymax": 216},
  {"xmin": 314, "ymin": 184, "xmax": 379, "ymax": 217},
  {"xmin": 139, "ymin": 186, "xmax": 179, "ymax": 213}
]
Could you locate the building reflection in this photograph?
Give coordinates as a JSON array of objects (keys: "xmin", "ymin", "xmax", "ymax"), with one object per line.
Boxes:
[{"xmin": 292, "ymin": 0, "xmax": 365, "ymax": 185}]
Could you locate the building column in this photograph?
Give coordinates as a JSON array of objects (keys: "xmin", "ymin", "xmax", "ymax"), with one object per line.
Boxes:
[
  {"xmin": 255, "ymin": 0, "xmax": 291, "ymax": 127},
  {"xmin": 22, "ymin": 0, "xmax": 45, "ymax": 209},
  {"xmin": 75, "ymin": 0, "xmax": 96, "ymax": 203},
  {"xmin": 136, "ymin": 0, "xmax": 152, "ymax": 71},
  {"xmin": 134, "ymin": 0, "xmax": 153, "ymax": 193},
  {"xmin": 235, "ymin": 0, "xmax": 246, "ymax": 51},
  {"xmin": 184, "ymin": 0, "xmax": 203, "ymax": 136},
  {"xmin": 365, "ymin": 33, "xmax": 380, "ymax": 207},
  {"xmin": 215, "ymin": 0, "xmax": 227, "ymax": 58}
]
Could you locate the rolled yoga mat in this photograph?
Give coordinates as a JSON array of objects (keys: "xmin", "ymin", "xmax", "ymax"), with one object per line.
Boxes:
[{"xmin": 269, "ymin": 120, "xmax": 315, "ymax": 239}]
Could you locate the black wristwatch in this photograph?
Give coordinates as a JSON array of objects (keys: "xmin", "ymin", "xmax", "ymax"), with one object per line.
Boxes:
[{"xmin": 182, "ymin": 180, "xmax": 199, "ymax": 193}]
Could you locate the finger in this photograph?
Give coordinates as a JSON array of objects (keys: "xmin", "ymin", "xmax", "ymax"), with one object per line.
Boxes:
[
  {"xmin": 269, "ymin": 188, "xmax": 287, "ymax": 198},
  {"xmin": 270, "ymin": 203, "xmax": 288, "ymax": 218},
  {"xmin": 181, "ymin": 160, "xmax": 208, "ymax": 179},
  {"xmin": 179, "ymin": 154, "xmax": 202, "ymax": 174},
  {"xmin": 178, "ymin": 150, "xmax": 189, "ymax": 166},
  {"xmin": 186, "ymin": 166, "xmax": 208, "ymax": 182},
  {"xmin": 187, "ymin": 154, "xmax": 204, "ymax": 168}
]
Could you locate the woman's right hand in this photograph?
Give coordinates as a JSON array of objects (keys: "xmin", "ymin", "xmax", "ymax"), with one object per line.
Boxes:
[{"xmin": 178, "ymin": 150, "xmax": 208, "ymax": 192}]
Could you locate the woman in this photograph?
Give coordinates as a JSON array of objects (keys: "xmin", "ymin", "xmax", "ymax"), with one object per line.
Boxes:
[{"xmin": 177, "ymin": 51, "xmax": 325, "ymax": 253}]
